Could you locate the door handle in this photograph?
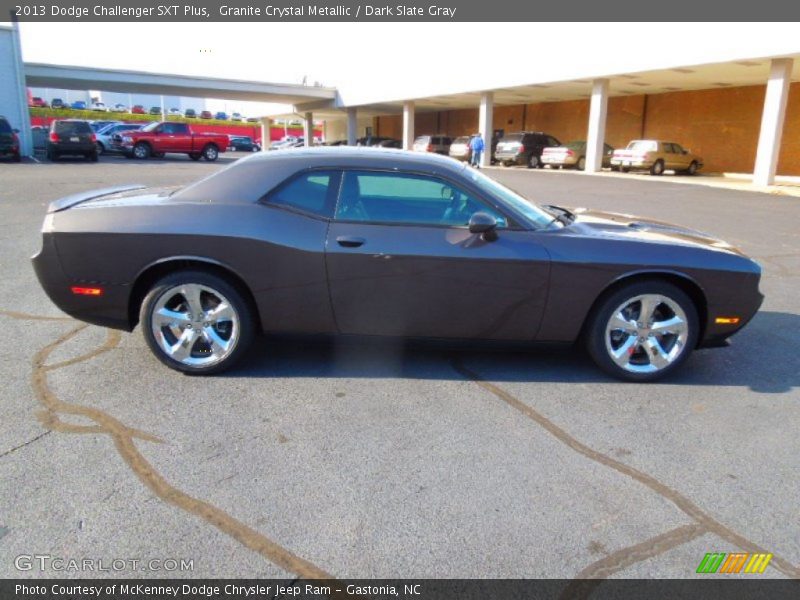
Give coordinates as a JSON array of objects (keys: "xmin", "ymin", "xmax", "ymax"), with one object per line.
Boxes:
[{"xmin": 336, "ymin": 236, "xmax": 365, "ymax": 248}]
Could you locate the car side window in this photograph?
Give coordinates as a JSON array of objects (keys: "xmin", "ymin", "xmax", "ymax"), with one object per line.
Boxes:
[
  {"xmin": 335, "ymin": 170, "xmax": 507, "ymax": 228},
  {"xmin": 265, "ymin": 170, "xmax": 337, "ymax": 218},
  {"xmin": 672, "ymin": 143, "xmax": 684, "ymax": 154}
]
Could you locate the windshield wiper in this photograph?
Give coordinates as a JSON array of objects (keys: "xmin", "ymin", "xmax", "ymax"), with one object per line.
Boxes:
[{"xmin": 541, "ymin": 204, "xmax": 575, "ymax": 226}]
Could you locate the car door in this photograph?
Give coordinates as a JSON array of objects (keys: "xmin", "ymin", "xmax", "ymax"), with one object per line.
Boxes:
[
  {"xmin": 671, "ymin": 143, "xmax": 690, "ymax": 170},
  {"xmin": 325, "ymin": 169, "xmax": 551, "ymax": 340},
  {"xmin": 163, "ymin": 122, "xmax": 192, "ymax": 152}
]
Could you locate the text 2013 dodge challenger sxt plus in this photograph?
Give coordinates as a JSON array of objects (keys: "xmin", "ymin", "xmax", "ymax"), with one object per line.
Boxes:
[{"xmin": 32, "ymin": 148, "xmax": 763, "ymax": 381}]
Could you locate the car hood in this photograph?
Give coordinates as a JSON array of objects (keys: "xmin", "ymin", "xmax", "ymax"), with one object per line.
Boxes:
[{"xmin": 566, "ymin": 207, "xmax": 745, "ymax": 256}]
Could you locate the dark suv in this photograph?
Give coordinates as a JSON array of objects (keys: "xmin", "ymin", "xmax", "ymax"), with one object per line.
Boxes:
[
  {"xmin": 495, "ymin": 132, "xmax": 561, "ymax": 168},
  {"xmin": 0, "ymin": 116, "xmax": 21, "ymax": 162},
  {"xmin": 47, "ymin": 120, "xmax": 98, "ymax": 162}
]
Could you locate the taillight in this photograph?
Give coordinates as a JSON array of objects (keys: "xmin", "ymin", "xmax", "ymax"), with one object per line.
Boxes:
[
  {"xmin": 91, "ymin": 133, "xmax": 97, "ymax": 142},
  {"xmin": 71, "ymin": 286, "xmax": 104, "ymax": 296},
  {"xmin": 49, "ymin": 133, "xmax": 59, "ymax": 142},
  {"xmin": 566, "ymin": 150, "xmax": 575, "ymax": 157},
  {"xmin": 519, "ymin": 145, "xmax": 526, "ymax": 154}
]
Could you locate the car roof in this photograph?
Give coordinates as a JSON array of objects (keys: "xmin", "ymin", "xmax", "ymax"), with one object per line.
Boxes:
[{"xmin": 175, "ymin": 147, "xmax": 469, "ymax": 205}]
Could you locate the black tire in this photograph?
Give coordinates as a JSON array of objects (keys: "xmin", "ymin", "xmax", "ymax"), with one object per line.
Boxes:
[
  {"xmin": 585, "ymin": 280, "xmax": 699, "ymax": 382},
  {"xmin": 96, "ymin": 142, "xmax": 105, "ymax": 155},
  {"xmin": 621, "ymin": 166, "xmax": 630, "ymax": 173},
  {"xmin": 189, "ymin": 152, "xmax": 202, "ymax": 161},
  {"xmin": 140, "ymin": 270, "xmax": 256, "ymax": 375},
  {"xmin": 202, "ymin": 144, "xmax": 219, "ymax": 161},
  {"xmin": 527, "ymin": 154, "xmax": 539, "ymax": 169},
  {"xmin": 686, "ymin": 161, "xmax": 698, "ymax": 176},
  {"xmin": 154, "ymin": 152, "xmax": 165, "ymax": 159},
  {"xmin": 577, "ymin": 156, "xmax": 586, "ymax": 171},
  {"xmin": 650, "ymin": 159, "xmax": 665, "ymax": 176},
  {"xmin": 12, "ymin": 153, "xmax": 21, "ymax": 163},
  {"xmin": 133, "ymin": 142, "xmax": 151, "ymax": 160}
]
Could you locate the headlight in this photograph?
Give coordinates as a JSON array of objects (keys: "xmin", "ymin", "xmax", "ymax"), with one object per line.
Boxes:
[{"xmin": 122, "ymin": 136, "xmax": 132, "ymax": 143}]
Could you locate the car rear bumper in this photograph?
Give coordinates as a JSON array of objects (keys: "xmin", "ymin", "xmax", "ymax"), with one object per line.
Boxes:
[
  {"xmin": 611, "ymin": 158, "xmax": 653, "ymax": 168},
  {"xmin": 495, "ymin": 152, "xmax": 526, "ymax": 165},
  {"xmin": 32, "ymin": 234, "xmax": 132, "ymax": 331},
  {"xmin": 48, "ymin": 142, "xmax": 96, "ymax": 155},
  {"xmin": 541, "ymin": 156, "xmax": 578, "ymax": 166}
]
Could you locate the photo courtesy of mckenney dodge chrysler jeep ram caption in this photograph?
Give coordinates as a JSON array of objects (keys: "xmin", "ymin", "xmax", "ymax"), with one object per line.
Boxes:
[{"xmin": 32, "ymin": 148, "xmax": 763, "ymax": 381}]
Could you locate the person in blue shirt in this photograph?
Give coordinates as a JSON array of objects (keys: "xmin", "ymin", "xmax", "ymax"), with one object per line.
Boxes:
[{"xmin": 469, "ymin": 133, "xmax": 485, "ymax": 168}]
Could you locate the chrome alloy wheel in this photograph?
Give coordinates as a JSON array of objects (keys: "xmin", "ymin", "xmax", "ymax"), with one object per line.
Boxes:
[
  {"xmin": 604, "ymin": 294, "xmax": 689, "ymax": 374},
  {"xmin": 150, "ymin": 283, "xmax": 239, "ymax": 368}
]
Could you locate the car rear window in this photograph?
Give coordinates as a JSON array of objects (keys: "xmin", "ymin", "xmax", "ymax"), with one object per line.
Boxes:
[
  {"xmin": 565, "ymin": 141, "xmax": 585, "ymax": 150},
  {"xmin": 266, "ymin": 170, "xmax": 336, "ymax": 218},
  {"xmin": 453, "ymin": 136, "xmax": 470, "ymax": 144},
  {"xmin": 414, "ymin": 136, "xmax": 431, "ymax": 143},
  {"xmin": 501, "ymin": 134, "xmax": 523, "ymax": 143},
  {"xmin": 627, "ymin": 140, "xmax": 657, "ymax": 152},
  {"xmin": 55, "ymin": 121, "xmax": 91, "ymax": 134},
  {"xmin": 0, "ymin": 119, "xmax": 12, "ymax": 134}
]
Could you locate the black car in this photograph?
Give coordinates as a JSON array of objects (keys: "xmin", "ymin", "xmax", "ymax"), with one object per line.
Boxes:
[
  {"xmin": 185, "ymin": 109, "xmax": 197, "ymax": 118},
  {"xmin": 228, "ymin": 135, "xmax": 261, "ymax": 152},
  {"xmin": 495, "ymin": 132, "xmax": 561, "ymax": 168},
  {"xmin": 50, "ymin": 98, "xmax": 66, "ymax": 109},
  {"xmin": 32, "ymin": 148, "xmax": 762, "ymax": 381},
  {"xmin": 47, "ymin": 120, "xmax": 98, "ymax": 162},
  {"xmin": 149, "ymin": 107, "xmax": 162, "ymax": 115},
  {"xmin": 0, "ymin": 116, "xmax": 21, "ymax": 162}
]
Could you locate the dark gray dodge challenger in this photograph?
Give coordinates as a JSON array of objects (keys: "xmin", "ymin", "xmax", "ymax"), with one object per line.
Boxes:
[{"xmin": 33, "ymin": 148, "xmax": 763, "ymax": 381}]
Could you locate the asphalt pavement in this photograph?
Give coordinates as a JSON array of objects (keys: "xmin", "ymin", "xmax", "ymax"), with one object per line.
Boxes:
[{"xmin": 0, "ymin": 153, "xmax": 797, "ymax": 580}]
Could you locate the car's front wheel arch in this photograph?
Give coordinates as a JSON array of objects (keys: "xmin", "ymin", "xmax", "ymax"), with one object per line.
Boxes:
[
  {"xmin": 129, "ymin": 258, "xmax": 261, "ymax": 333},
  {"xmin": 579, "ymin": 271, "xmax": 708, "ymax": 349}
]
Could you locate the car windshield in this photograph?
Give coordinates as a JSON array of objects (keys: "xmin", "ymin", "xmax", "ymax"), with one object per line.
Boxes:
[
  {"xmin": 565, "ymin": 141, "xmax": 585, "ymax": 150},
  {"xmin": 141, "ymin": 122, "xmax": 161, "ymax": 132},
  {"xmin": 467, "ymin": 169, "xmax": 555, "ymax": 229},
  {"xmin": 627, "ymin": 140, "xmax": 657, "ymax": 152}
]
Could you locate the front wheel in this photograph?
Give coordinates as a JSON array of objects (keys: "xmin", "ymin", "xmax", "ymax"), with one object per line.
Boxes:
[
  {"xmin": 133, "ymin": 143, "xmax": 150, "ymax": 159},
  {"xmin": 140, "ymin": 271, "xmax": 255, "ymax": 375},
  {"xmin": 585, "ymin": 281, "xmax": 698, "ymax": 382},
  {"xmin": 686, "ymin": 161, "xmax": 698, "ymax": 176}
]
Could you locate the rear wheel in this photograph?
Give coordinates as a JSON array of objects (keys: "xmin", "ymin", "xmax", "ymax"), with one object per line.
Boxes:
[
  {"xmin": 96, "ymin": 142, "xmax": 105, "ymax": 155},
  {"xmin": 140, "ymin": 271, "xmax": 255, "ymax": 375},
  {"xmin": 586, "ymin": 281, "xmax": 698, "ymax": 382},
  {"xmin": 527, "ymin": 154, "xmax": 539, "ymax": 169},
  {"xmin": 577, "ymin": 156, "xmax": 586, "ymax": 171},
  {"xmin": 202, "ymin": 144, "xmax": 219, "ymax": 161},
  {"xmin": 133, "ymin": 143, "xmax": 150, "ymax": 159},
  {"xmin": 87, "ymin": 151, "xmax": 98, "ymax": 162},
  {"xmin": 650, "ymin": 159, "xmax": 665, "ymax": 176}
]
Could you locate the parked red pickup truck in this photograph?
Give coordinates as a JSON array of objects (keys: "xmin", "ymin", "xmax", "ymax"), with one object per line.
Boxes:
[{"xmin": 118, "ymin": 121, "xmax": 229, "ymax": 161}]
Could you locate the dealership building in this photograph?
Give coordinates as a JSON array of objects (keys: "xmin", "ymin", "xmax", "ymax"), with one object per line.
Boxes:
[{"xmin": 1, "ymin": 22, "xmax": 798, "ymax": 186}]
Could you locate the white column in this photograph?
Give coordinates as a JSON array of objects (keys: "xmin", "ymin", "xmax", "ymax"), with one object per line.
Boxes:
[
  {"xmin": 260, "ymin": 117, "xmax": 272, "ymax": 151},
  {"xmin": 479, "ymin": 92, "xmax": 494, "ymax": 167},
  {"xmin": 160, "ymin": 95, "xmax": 165, "ymax": 119},
  {"xmin": 402, "ymin": 101, "xmax": 415, "ymax": 150},
  {"xmin": 346, "ymin": 107, "xmax": 357, "ymax": 145},
  {"xmin": 585, "ymin": 78, "xmax": 609, "ymax": 173},
  {"xmin": 303, "ymin": 112, "xmax": 313, "ymax": 147},
  {"xmin": 754, "ymin": 58, "xmax": 793, "ymax": 186},
  {"xmin": 9, "ymin": 21, "xmax": 32, "ymax": 157}
]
